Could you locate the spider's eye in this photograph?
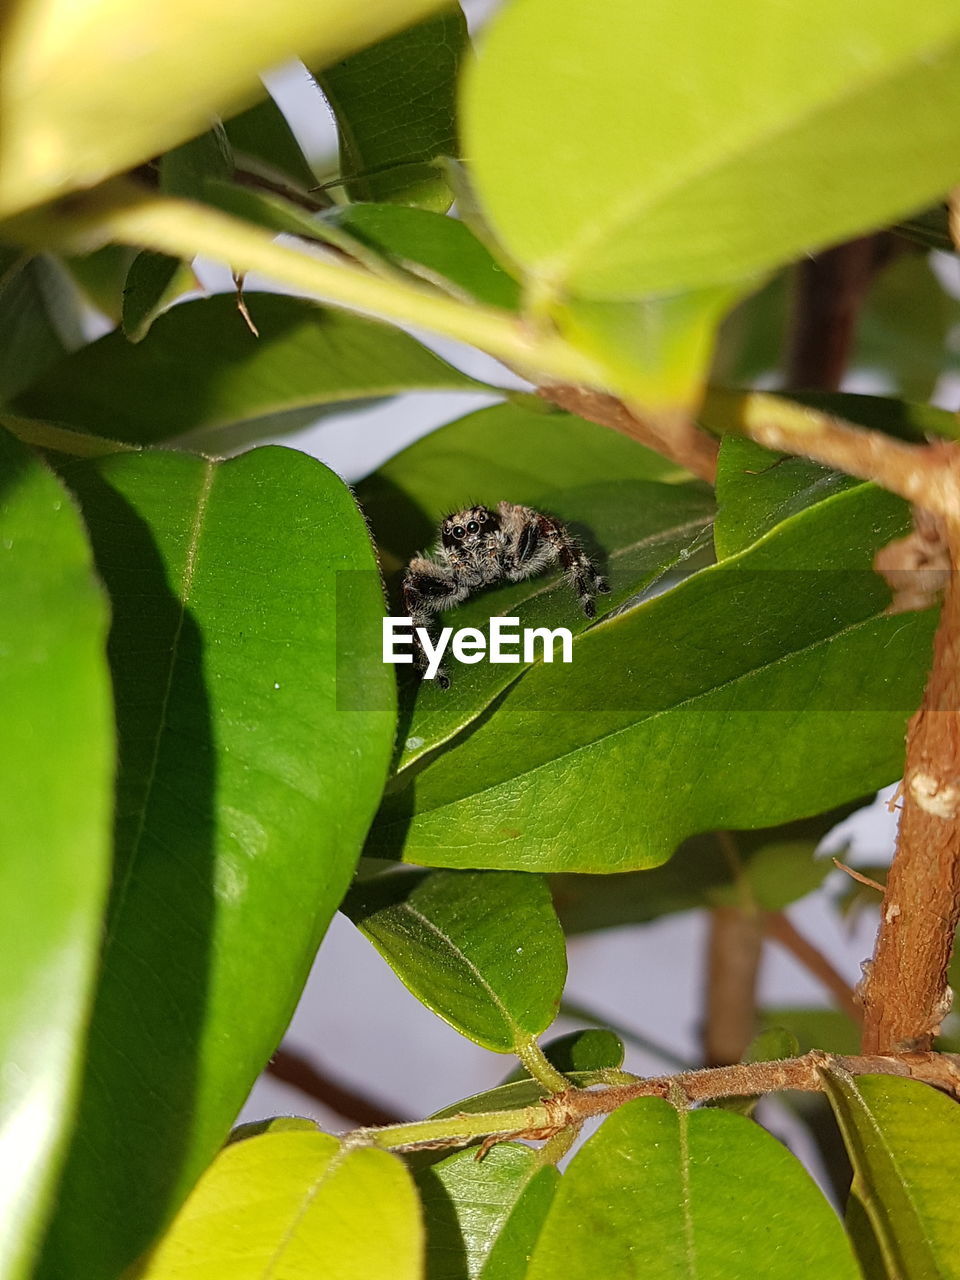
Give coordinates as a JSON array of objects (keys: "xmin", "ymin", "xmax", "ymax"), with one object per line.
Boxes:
[
  {"xmin": 466, "ymin": 520, "xmax": 479, "ymax": 533},
  {"xmin": 452, "ymin": 526, "xmax": 465, "ymax": 539},
  {"xmin": 478, "ymin": 512, "xmax": 487, "ymax": 522}
]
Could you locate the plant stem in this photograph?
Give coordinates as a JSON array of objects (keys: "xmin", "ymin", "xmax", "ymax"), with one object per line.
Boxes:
[
  {"xmin": 860, "ymin": 523, "xmax": 960, "ymax": 1052},
  {"xmin": 3, "ymin": 180, "xmax": 609, "ymax": 390},
  {"xmin": 349, "ymin": 1051, "xmax": 960, "ymax": 1153},
  {"xmin": 763, "ymin": 912, "xmax": 862, "ymax": 1024},
  {"xmin": 514, "ymin": 1037, "xmax": 575, "ymax": 1094}
]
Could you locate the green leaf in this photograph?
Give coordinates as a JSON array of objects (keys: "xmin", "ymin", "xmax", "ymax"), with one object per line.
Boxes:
[
  {"xmin": 415, "ymin": 1143, "xmax": 558, "ymax": 1280},
  {"xmin": 160, "ymin": 124, "xmax": 234, "ymax": 200},
  {"xmin": 121, "ymin": 250, "xmax": 195, "ymax": 342},
  {"xmin": 341, "ymin": 870, "xmax": 566, "ymax": 1052},
  {"xmin": 224, "ymin": 95, "xmax": 318, "ymax": 192},
  {"xmin": 372, "ymin": 482, "xmax": 933, "ymax": 872},
  {"xmin": 136, "ymin": 1130, "xmax": 423, "ymax": 1280},
  {"xmin": 324, "ymin": 204, "xmax": 522, "ymax": 308},
  {"xmin": 316, "ymin": 7, "xmax": 468, "ymax": 211},
  {"xmin": 463, "ymin": 0, "xmax": 960, "ymax": 301},
  {"xmin": 502, "ymin": 1029, "xmax": 624, "ymax": 1083},
  {"xmin": 714, "ymin": 438, "xmax": 861, "ymax": 561},
  {"xmin": 14, "ymin": 292, "xmax": 484, "ymax": 447},
  {"xmin": 358, "ymin": 400, "xmax": 693, "ymax": 569},
  {"xmin": 553, "ymin": 805, "xmax": 855, "ymax": 934},
  {"xmin": 37, "ymin": 447, "xmax": 395, "ymax": 1280},
  {"xmin": 0, "ymin": 430, "xmax": 113, "ymax": 1280},
  {"xmin": 823, "ymin": 1071, "xmax": 960, "ymax": 1279},
  {"xmin": 0, "ymin": 0, "xmax": 451, "ymax": 217},
  {"xmin": 526, "ymin": 1099, "xmax": 860, "ymax": 1279},
  {"xmin": 0, "ymin": 254, "xmax": 85, "ymax": 400}
]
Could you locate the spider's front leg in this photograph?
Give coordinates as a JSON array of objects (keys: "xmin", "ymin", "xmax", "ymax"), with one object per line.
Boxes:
[
  {"xmin": 401, "ymin": 557, "xmax": 465, "ymax": 689},
  {"xmin": 499, "ymin": 502, "xmax": 610, "ymax": 617}
]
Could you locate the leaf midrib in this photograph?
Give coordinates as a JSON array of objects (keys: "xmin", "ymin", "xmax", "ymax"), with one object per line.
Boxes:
[
  {"xmin": 405, "ymin": 604, "xmax": 905, "ymax": 823},
  {"xmin": 100, "ymin": 459, "xmax": 215, "ymax": 953}
]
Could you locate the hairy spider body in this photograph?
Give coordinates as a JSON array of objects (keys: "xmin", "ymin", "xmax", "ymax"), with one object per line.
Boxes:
[{"xmin": 402, "ymin": 501, "xmax": 609, "ymax": 687}]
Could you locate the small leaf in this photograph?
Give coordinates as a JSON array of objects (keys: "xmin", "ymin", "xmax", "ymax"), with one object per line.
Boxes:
[
  {"xmin": 324, "ymin": 203, "xmax": 522, "ymax": 308},
  {"xmin": 121, "ymin": 250, "xmax": 194, "ymax": 342},
  {"xmin": 37, "ymin": 447, "xmax": 395, "ymax": 1280},
  {"xmin": 15, "ymin": 292, "xmax": 484, "ymax": 447},
  {"xmin": 823, "ymin": 1070, "xmax": 960, "ymax": 1279},
  {"xmin": 62, "ymin": 243, "xmax": 138, "ymax": 321},
  {"xmin": 0, "ymin": 0, "xmax": 452, "ymax": 217},
  {"xmin": 502, "ymin": 1029, "xmax": 624, "ymax": 1083},
  {"xmin": 526, "ymin": 1099, "xmax": 860, "ymax": 1279},
  {"xmin": 553, "ymin": 805, "xmax": 857, "ymax": 934},
  {"xmin": 464, "ymin": 0, "xmax": 960, "ymax": 301},
  {"xmin": 341, "ymin": 870, "xmax": 566, "ymax": 1052},
  {"xmin": 0, "ymin": 429, "xmax": 113, "ymax": 1280},
  {"xmin": 315, "ymin": 7, "xmax": 468, "ymax": 211},
  {"xmin": 415, "ymin": 1143, "xmax": 558, "ymax": 1280},
  {"xmin": 136, "ymin": 1130, "xmax": 423, "ymax": 1280}
]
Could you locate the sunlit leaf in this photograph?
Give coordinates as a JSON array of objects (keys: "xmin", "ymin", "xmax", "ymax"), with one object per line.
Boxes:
[{"xmin": 0, "ymin": 429, "xmax": 113, "ymax": 1280}]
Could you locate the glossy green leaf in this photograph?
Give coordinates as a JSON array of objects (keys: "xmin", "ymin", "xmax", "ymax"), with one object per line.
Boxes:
[
  {"xmin": 358, "ymin": 400, "xmax": 693, "ymax": 569},
  {"xmin": 37, "ymin": 447, "xmax": 395, "ymax": 1280},
  {"xmin": 526, "ymin": 1099, "xmax": 860, "ymax": 1279},
  {"xmin": 823, "ymin": 1071, "xmax": 960, "ymax": 1279},
  {"xmin": 341, "ymin": 869, "xmax": 566, "ymax": 1052},
  {"xmin": 316, "ymin": 7, "xmax": 468, "ymax": 211},
  {"xmin": 324, "ymin": 204, "xmax": 522, "ymax": 308},
  {"xmin": 160, "ymin": 124, "xmax": 234, "ymax": 200},
  {"xmin": 372, "ymin": 479, "xmax": 934, "ymax": 871},
  {"xmin": 137, "ymin": 1129, "xmax": 423, "ymax": 1280},
  {"xmin": 0, "ymin": 430, "xmax": 113, "ymax": 1280},
  {"xmin": 709, "ymin": 390, "xmax": 960, "ymax": 560},
  {"xmin": 553, "ymin": 805, "xmax": 857, "ymax": 934},
  {"xmin": 464, "ymin": 0, "xmax": 960, "ymax": 301},
  {"xmin": 714, "ymin": 438, "xmax": 861, "ymax": 561},
  {"xmin": 224, "ymin": 95, "xmax": 318, "ymax": 192},
  {"xmin": 502, "ymin": 1029, "xmax": 624, "ymax": 1083},
  {"xmin": 415, "ymin": 1143, "xmax": 558, "ymax": 1280},
  {"xmin": 0, "ymin": 0, "xmax": 451, "ymax": 217},
  {"xmin": 0, "ymin": 254, "xmax": 85, "ymax": 400},
  {"xmin": 121, "ymin": 250, "xmax": 195, "ymax": 342},
  {"xmin": 14, "ymin": 292, "xmax": 484, "ymax": 446}
]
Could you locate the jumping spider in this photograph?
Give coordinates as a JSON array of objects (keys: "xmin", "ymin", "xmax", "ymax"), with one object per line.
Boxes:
[{"xmin": 402, "ymin": 501, "xmax": 609, "ymax": 688}]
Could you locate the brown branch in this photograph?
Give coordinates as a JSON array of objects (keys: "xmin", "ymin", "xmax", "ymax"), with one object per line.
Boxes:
[
  {"xmin": 704, "ymin": 905, "xmax": 763, "ymax": 1065},
  {"xmin": 860, "ymin": 541, "xmax": 960, "ymax": 1052},
  {"xmin": 537, "ymin": 383, "xmax": 719, "ymax": 483},
  {"xmin": 763, "ymin": 911, "xmax": 862, "ymax": 1024},
  {"xmin": 268, "ymin": 1045, "xmax": 406, "ymax": 1128},
  {"xmin": 785, "ymin": 235, "xmax": 891, "ymax": 391},
  {"xmin": 360, "ymin": 1050, "xmax": 960, "ymax": 1152}
]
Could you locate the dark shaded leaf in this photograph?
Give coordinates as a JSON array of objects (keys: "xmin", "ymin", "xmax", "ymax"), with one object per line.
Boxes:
[{"xmin": 37, "ymin": 446, "xmax": 395, "ymax": 1280}]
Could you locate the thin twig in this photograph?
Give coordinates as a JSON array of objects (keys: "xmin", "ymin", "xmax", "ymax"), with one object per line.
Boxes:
[
  {"xmin": 763, "ymin": 911, "xmax": 862, "ymax": 1024},
  {"xmin": 267, "ymin": 1045, "xmax": 406, "ymax": 1128},
  {"xmin": 832, "ymin": 858, "xmax": 885, "ymax": 896},
  {"xmin": 349, "ymin": 1050, "xmax": 960, "ymax": 1153}
]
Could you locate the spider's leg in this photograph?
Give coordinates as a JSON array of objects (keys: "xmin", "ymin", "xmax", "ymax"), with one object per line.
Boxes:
[
  {"xmin": 503, "ymin": 504, "xmax": 608, "ymax": 618},
  {"xmin": 401, "ymin": 557, "xmax": 464, "ymax": 688}
]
